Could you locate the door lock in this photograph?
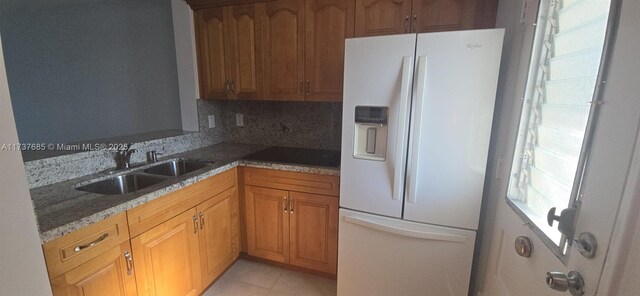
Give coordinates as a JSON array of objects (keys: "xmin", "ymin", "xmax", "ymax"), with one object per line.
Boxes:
[
  {"xmin": 546, "ymin": 271, "xmax": 584, "ymax": 295},
  {"xmin": 547, "ymin": 207, "xmax": 577, "ymax": 239}
]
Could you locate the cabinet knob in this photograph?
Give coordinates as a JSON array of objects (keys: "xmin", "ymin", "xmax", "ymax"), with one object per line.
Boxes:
[
  {"xmin": 290, "ymin": 197, "xmax": 294, "ymax": 213},
  {"xmin": 124, "ymin": 251, "xmax": 133, "ymax": 276},
  {"xmin": 192, "ymin": 215, "xmax": 199, "ymax": 233},
  {"xmin": 283, "ymin": 196, "xmax": 288, "ymax": 213},
  {"xmin": 404, "ymin": 16, "xmax": 410, "ymax": 33},
  {"xmin": 412, "ymin": 15, "xmax": 417, "ymax": 32}
]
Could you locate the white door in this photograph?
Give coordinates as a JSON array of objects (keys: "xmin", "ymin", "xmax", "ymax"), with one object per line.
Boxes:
[
  {"xmin": 478, "ymin": 0, "xmax": 640, "ymax": 295},
  {"xmin": 403, "ymin": 29, "xmax": 504, "ymax": 230},
  {"xmin": 340, "ymin": 34, "xmax": 416, "ymax": 218},
  {"xmin": 337, "ymin": 209, "xmax": 476, "ymax": 296}
]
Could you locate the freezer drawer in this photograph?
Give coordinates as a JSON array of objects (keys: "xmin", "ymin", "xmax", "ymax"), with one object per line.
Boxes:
[{"xmin": 337, "ymin": 209, "xmax": 476, "ymax": 296}]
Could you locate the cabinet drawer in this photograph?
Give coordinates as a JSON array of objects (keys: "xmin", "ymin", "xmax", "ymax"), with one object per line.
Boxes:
[
  {"xmin": 127, "ymin": 168, "xmax": 237, "ymax": 237},
  {"xmin": 43, "ymin": 212, "xmax": 129, "ymax": 279},
  {"xmin": 243, "ymin": 167, "xmax": 339, "ymax": 196}
]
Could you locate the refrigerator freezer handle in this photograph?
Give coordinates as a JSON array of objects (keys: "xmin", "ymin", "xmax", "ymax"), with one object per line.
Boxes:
[
  {"xmin": 343, "ymin": 215, "xmax": 467, "ymax": 243},
  {"xmin": 407, "ymin": 56, "xmax": 428, "ymax": 204},
  {"xmin": 393, "ymin": 56, "xmax": 414, "ymax": 201}
]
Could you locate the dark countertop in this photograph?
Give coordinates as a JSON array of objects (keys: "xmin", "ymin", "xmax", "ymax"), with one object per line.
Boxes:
[{"xmin": 243, "ymin": 146, "xmax": 341, "ymax": 168}]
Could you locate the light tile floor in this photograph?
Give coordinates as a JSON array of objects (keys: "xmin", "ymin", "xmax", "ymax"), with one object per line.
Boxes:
[{"xmin": 202, "ymin": 259, "xmax": 337, "ymax": 296}]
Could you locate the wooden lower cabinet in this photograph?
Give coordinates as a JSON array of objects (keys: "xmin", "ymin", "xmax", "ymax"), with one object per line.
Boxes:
[
  {"xmin": 197, "ymin": 187, "xmax": 241, "ymax": 285},
  {"xmin": 245, "ymin": 186, "xmax": 290, "ymax": 263},
  {"xmin": 131, "ymin": 209, "xmax": 202, "ymax": 296},
  {"xmin": 289, "ymin": 191, "xmax": 338, "ymax": 274},
  {"xmin": 245, "ymin": 185, "xmax": 339, "ymax": 274},
  {"xmin": 50, "ymin": 242, "xmax": 137, "ymax": 296}
]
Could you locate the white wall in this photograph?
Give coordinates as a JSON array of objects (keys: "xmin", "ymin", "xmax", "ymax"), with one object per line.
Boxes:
[
  {"xmin": 171, "ymin": 0, "xmax": 200, "ymax": 131},
  {"xmin": 0, "ymin": 34, "xmax": 52, "ymax": 295},
  {"xmin": 473, "ymin": 0, "xmax": 640, "ymax": 294},
  {"xmin": 592, "ymin": 0, "xmax": 640, "ymax": 294},
  {"xmin": 471, "ymin": 0, "xmax": 538, "ymax": 292}
]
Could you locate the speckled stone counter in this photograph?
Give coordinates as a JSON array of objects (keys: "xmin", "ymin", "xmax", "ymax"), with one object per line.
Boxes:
[{"xmin": 31, "ymin": 143, "xmax": 340, "ymax": 243}]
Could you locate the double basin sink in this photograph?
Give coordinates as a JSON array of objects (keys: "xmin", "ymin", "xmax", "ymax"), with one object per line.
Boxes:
[{"xmin": 76, "ymin": 160, "xmax": 210, "ymax": 195}]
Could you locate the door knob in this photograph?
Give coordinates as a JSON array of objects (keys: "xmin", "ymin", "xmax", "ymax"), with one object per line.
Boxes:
[
  {"xmin": 547, "ymin": 207, "xmax": 577, "ymax": 239},
  {"xmin": 546, "ymin": 271, "xmax": 584, "ymax": 295}
]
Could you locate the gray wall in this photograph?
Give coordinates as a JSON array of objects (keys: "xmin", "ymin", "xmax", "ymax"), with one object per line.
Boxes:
[{"xmin": 0, "ymin": 0, "xmax": 182, "ymax": 144}]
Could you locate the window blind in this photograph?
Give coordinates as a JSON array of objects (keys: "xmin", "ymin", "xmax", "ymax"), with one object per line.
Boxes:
[{"xmin": 508, "ymin": 0, "xmax": 610, "ymax": 245}]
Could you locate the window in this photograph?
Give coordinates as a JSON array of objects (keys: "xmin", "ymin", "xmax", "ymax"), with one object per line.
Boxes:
[{"xmin": 507, "ymin": 0, "xmax": 612, "ymax": 253}]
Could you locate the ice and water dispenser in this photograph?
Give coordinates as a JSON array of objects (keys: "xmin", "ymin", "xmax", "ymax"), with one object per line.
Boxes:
[{"xmin": 353, "ymin": 106, "xmax": 388, "ymax": 161}]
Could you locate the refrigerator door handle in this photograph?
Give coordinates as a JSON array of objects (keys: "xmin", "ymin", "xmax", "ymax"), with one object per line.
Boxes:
[
  {"xmin": 393, "ymin": 56, "xmax": 414, "ymax": 201},
  {"xmin": 343, "ymin": 215, "xmax": 467, "ymax": 243},
  {"xmin": 406, "ymin": 56, "xmax": 428, "ymax": 204}
]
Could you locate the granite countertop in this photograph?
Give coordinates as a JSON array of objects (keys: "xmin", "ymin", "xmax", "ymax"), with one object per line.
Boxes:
[{"xmin": 32, "ymin": 143, "xmax": 340, "ymax": 243}]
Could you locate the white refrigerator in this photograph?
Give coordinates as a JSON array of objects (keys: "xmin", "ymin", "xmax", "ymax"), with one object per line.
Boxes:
[{"xmin": 338, "ymin": 29, "xmax": 504, "ymax": 296}]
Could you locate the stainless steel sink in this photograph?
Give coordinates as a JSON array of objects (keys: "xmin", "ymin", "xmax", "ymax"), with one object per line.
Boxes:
[
  {"xmin": 76, "ymin": 174, "xmax": 169, "ymax": 195},
  {"xmin": 143, "ymin": 160, "xmax": 210, "ymax": 177}
]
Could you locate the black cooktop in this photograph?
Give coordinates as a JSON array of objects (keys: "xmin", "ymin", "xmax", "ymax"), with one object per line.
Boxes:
[{"xmin": 244, "ymin": 146, "xmax": 340, "ymax": 168}]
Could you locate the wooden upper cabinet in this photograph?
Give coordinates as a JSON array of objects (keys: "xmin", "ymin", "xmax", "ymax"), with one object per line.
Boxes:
[
  {"xmin": 261, "ymin": 0, "xmax": 305, "ymax": 101},
  {"xmin": 304, "ymin": 0, "xmax": 354, "ymax": 101},
  {"xmin": 195, "ymin": 4, "xmax": 262, "ymax": 100},
  {"xmin": 50, "ymin": 242, "xmax": 137, "ymax": 296},
  {"xmin": 411, "ymin": 0, "xmax": 478, "ymax": 32},
  {"xmin": 196, "ymin": 7, "xmax": 229, "ymax": 100},
  {"xmin": 355, "ymin": 0, "xmax": 495, "ymax": 36},
  {"xmin": 227, "ymin": 4, "xmax": 262, "ymax": 99},
  {"xmin": 354, "ymin": 0, "xmax": 413, "ymax": 36}
]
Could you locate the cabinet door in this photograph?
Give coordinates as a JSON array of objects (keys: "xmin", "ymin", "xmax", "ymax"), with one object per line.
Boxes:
[
  {"xmin": 261, "ymin": 0, "xmax": 305, "ymax": 101},
  {"xmin": 245, "ymin": 186, "xmax": 290, "ymax": 263},
  {"xmin": 354, "ymin": 0, "xmax": 413, "ymax": 37},
  {"xmin": 197, "ymin": 187, "xmax": 240, "ymax": 286},
  {"xmin": 50, "ymin": 242, "xmax": 137, "ymax": 296},
  {"xmin": 131, "ymin": 209, "xmax": 202, "ymax": 296},
  {"xmin": 195, "ymin": 7, "xmax": 231, "ymax": 100},
  {"xmin": 289, "ymin": 191, "xmax": 338, "ymax": 274},
  {"xmin": 304, "ymin": 0, "xmax": 354, "ymax": 101},
  {"xmin": 226, "ymin": 4, "xmax": 262, "ymax": 100},
  {"xmin": 411, "ymin": 0, "xmax": 478, "ymax": 32}
]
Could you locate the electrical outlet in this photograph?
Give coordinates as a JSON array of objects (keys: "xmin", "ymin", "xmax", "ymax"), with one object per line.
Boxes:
[
  {"xmin": 236, "ymin": 114, "xmax": 244, "ymax": 127},
  {"xmin": 207, "ymin": 115, "xmax": 215, "ymax": 128}
]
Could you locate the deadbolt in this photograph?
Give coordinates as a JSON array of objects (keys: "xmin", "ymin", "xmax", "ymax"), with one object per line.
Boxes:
[
  {"xmin": 573, "ymin": 232, "xmax": 598, "ymax": 258},
  {"xmin": 546, "ymin": 271, "xmax": 584, "ymax": 295},
  {"xmin": 514, "ymin": 236, "xmax": 533, "ymax": 257}
]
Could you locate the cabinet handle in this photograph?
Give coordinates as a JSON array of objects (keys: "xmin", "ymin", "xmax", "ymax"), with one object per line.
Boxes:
[
  {"xmin": 124, "ymin": 251, "xmax": 133, "ymax": 276},
  {"xmin": 193, "ymin": 215, "xmax": 198, "ymax": 233},
  {"xmin": 404, "ymin": 16, "xmax": 410, "ymax": 33},
  {"xmin": 298, "ymin": 80, "xmax": 303, "ymax": 95},
  {"xmin": 283, "ymin": 196, "xmax": 288, "ymax": 213},
  {"xmin": 412, "ymin": 15, "xmax": 417, "ymax": 32},
  {"xmin": 199, "ymin": 211, "xmax": 204, "ymax": 230},
  {"xmin": 225, "ymin": 79, "xmax": 231, "ymax": 95},
  {"xmin": 73, "ymin": 233, "xmax": 108, "ymax": 252},
  {"xmin": 305, "ymin": 81, "xmax": 310, "ymax": 96},
  {"xmin": 230, "ymin": 79, "xmax": 236, "ymax": 95},
  {"xmin": 290, "ymin": 197, "xmax": 294, "ymax": 213}
]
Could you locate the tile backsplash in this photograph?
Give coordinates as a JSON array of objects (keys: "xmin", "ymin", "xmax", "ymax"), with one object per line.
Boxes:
[{"xmin": 198, "ymin": 100, "xmax": 342, "ymax": 151}]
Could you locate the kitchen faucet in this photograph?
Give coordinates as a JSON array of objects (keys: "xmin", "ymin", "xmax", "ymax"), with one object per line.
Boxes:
[{"xmin": 115, "ymin": 143, "xmax": 137, "ymax": 169}]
